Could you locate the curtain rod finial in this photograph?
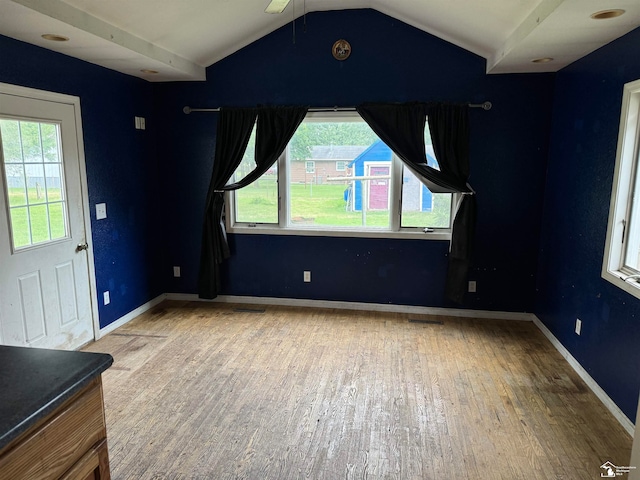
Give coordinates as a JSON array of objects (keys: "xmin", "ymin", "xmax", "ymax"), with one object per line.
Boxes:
[
  {"xmin": 482, "ymin": 101, "xmax": 492, "ymax": 110},
  {"xmin": 183, "ymin": 106, "xmax": 192, "ymax": 114}
]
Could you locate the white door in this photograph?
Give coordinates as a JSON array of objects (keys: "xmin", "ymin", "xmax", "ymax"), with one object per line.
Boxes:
[{"xmin": 0, "ymin": 87, "xmax": 95, "ymax": 350}]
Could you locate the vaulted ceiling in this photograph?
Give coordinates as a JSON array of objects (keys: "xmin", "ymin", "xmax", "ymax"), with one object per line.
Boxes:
[{"xmin": 1, "ymin": 0, "xmax": 639, "ymax": 82}]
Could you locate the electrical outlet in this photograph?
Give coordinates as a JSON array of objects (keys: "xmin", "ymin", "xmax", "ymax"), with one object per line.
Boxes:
[
  {"xmin": 575, "ymin": 318, "xmax": 582, "ymax": 335},
  {"xmin": 303, "ymin": 271, "xmax": 311, "ymax": 283},
  {"xmin": 468, "ymin": 280, "xmax": 477, "ymax": 293},
  {"xmin": 173, "ymin": 266, "xmax": 181, "ymax": 277},
  {"xmin": 103, "ymin": 291, "xmax": 110, "ymax": 305}
]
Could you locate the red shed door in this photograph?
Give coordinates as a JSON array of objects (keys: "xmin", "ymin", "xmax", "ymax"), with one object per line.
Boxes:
[{"xmin": 367, "ymin": 164, "xmax": 390, "ymax": 210}]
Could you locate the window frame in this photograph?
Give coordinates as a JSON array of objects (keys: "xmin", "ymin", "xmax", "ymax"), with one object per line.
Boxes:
[
  {"xmin": 226, "ymin": 111, "xmax": 455, "ymax": 240},
  {"xmin": 305, "ymin": 161, "xmax": 315, "ymax": 174},
  {"xmin": 0, "ymin": 116, "xmax": 70, "ymax": 252},
  {"xmin": 602, "ymin": 78, "xmax": 640, "ymax": 299}
]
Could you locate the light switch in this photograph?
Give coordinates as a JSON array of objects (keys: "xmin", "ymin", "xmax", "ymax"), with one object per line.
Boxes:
[{"xmin": 96, "ymin": 203, "xmax": 107, "ymax": 220}]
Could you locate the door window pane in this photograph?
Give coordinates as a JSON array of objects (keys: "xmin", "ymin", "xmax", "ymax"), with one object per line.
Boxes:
[
  {"xmin": 9, "ymin": 208, "xmax": 29, "ymax": 248},
  {"xmin": 48, "ymin": 203, "xmax": 66, "ymax": 239},
  {"xmin": 0, "ymin": 120, "xmax": 21, "ymax": 163},
  {"xmin": 45, "ymin": 164, "xmax": 63, "ymax": 201},
  {"xmin": 0, "ymin": 119, "xmax": 69, "ymax": 249},
  {"xmin": 25, "ymin": 163, "xmax": 46, "ymax": 204},
  {"xmin": 29, "ymin": 204, "xmax": 49, "ymax": 244},
  {"xmin": 7, "ymin": 164, "xmax": 27, "ymax": 206},
  {"xmin": 20, "ymin": 122, "xmax": 43, "ymax": 161},
  {"xmin": 41, "ymin": 123, "xmax": 60, "ymax": 163}
]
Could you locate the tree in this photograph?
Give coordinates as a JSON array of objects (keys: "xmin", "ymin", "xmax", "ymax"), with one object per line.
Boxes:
[
  {"xmin": 1, "ymin": 119, "xmax": 60, "ymax": 164},
  {"xmin": 289, "ymin": 122, "xmax": 379, "ymax": 161}
]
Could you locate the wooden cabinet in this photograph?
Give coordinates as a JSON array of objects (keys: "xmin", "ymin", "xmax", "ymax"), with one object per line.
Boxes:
[{"xmin": 0, "ymin": 378, "xmax": 110, "ymax": 480}]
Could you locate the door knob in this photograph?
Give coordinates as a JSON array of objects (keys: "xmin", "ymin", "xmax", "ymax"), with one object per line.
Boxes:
[{"xmin": 76, "ymin": 243, "xmax": 89, "ymax": 252}]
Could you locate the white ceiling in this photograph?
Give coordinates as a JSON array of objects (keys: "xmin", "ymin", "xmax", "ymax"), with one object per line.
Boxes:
[{"xmin": 0, "ymin": 0, "xmax": 639, "ymax": 82}]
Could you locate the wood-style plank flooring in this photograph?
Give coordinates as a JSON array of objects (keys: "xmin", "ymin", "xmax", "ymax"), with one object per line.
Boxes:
[{"xmin": 83, "ymin": 301, "xmax": 632, "ymax": 479}]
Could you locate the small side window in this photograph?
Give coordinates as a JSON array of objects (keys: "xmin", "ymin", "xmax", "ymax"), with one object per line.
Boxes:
[{"xmin": 602, "ymin": 78, "xmax": 640, "ymax": 299}]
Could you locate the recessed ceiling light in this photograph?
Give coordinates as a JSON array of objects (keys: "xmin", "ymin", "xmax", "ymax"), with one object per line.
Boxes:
[
  {"xmin": 41, "ymin": 34, "xmax": 69, "ymax": 42},
  {"xmin": 140, "ymin": 69, "xmax": 159, "ymax": 74},
  {"xmin": 532, "ymin": 57, "xmax": 554, "ymax": 64},
  {"xmin": 591, "ymin": 9, "xmax": 625, "ymax": 20}
]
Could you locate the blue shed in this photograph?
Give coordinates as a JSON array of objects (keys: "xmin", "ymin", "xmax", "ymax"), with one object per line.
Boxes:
[{"xmin": 346, "ymin": 140, "xmax": 438, "ymax": 212}]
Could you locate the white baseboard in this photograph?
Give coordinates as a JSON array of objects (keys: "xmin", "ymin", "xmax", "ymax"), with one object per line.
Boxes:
[
  {"xmin": 532, "ymin": 316, "xmax": 634, "ymax": 436},
  {"xmin": 164, "ymin": 293, "xmax": 536, "ymax": 321},
  {"xmin": 97, "ymin": 293, "xmax": 167, "ymax": 338},
  {"xmin": 106, "ymin": 292, "xmax": 634, "ymax": 436}
]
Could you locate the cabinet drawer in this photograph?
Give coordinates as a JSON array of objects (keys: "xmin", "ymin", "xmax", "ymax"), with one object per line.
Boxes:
[
  {"xmin": 59, "ymin": 438, "xmax": 110, "ymax": 480},
  {"xmin": 0, "ymin": 382, "xmax": 106, "ymax": 480}
]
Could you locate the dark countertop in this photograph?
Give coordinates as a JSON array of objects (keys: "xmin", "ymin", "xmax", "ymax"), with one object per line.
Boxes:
[{"xmin": 0, "ymin": 345, "xmax": 113, "ymax": 451}]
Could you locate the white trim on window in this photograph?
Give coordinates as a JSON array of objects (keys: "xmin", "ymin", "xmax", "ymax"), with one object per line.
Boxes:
[{"xmin": 602, "ymin": 78, "xmax": 640, "ymax": 299}]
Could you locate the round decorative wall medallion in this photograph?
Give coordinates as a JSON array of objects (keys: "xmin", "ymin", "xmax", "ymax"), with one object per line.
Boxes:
[{"xmin": 332, "ymin": 39, "xmax": 351, "ymax": 61}]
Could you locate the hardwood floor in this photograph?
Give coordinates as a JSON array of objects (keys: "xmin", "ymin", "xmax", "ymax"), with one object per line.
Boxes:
[{"xmin": 83, "ymin": 301, "xmax": 632, "ymax": 479}]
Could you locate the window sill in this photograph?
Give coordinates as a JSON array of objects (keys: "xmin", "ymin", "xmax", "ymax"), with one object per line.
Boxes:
[
  {"xmin": 227, "ymin": 224, "xmax": 452, "ymax": 241},
  {"xmin": 602, "ymin": 269, "xmax": 640, "ymax": 301}
]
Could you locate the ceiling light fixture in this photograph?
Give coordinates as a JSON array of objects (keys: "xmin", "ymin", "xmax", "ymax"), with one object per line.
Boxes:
[
  {"xmin": 265, "ymin": 0, "xmax": 290, "ymax": 14},
  {"xmin": 140, "ymin": 69, "xmax": 159, "ymax": 74},
  {"xmin": 532, "ymin": 57, "xmax": 554, "ymax": 64},
  {"xmin": 41, "ymin": 34, "xmax": 69, "ymax": 42},
  {"xmin": 591, "ymin": 9, "xmax": 625, "ymax": 20}
]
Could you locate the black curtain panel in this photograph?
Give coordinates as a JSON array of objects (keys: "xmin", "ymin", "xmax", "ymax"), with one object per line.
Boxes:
[
  {"xmin": 357, "ymin": 102, "xmax": 476, "ymax": 303},
  {"xmin": 198, "ymin": 106, "xmax": 308, "ymax": 300},
  {"xmin": 445, "ymin": 194, "xmax": 477, "ymax": 303},
  {"xmin": 356, "ymin": 103, "xmax": 467, "ymax": 193},
  {"xmin": 224, "ymin": 106, "xmax": 307, "ymax": 189},
  {"xmin": 198, "ymin": 107, "xmax": 258, "ymax": 300},
  {"xmin": 427, "ymin": 104, "xmax": 476, "ymax": 304},
  {"xmin": 426, "ymin": 104, "xmax": 471, "ymax": 190}
]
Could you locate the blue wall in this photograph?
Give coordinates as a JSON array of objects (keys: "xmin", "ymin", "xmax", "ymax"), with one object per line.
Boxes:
[
  {"xmin": 537, "ymin": 27, "xmax": 640, "ymax": 421},
  {"xmin": 156, "ymin": 9, "xmax": 555, "ymax": 312},
  {"xmin": 0, "ymin": 34, "xmax": 163, "ymax": 328}
]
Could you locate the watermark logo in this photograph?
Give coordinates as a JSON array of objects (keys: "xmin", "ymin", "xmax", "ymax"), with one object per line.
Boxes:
[{"xmin": 601, "ymin": 461, "xmax": 636, "ymax": 477}]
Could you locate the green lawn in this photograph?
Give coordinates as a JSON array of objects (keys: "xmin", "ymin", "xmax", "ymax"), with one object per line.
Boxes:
[{"xmin": 235, "ymin": 179, "xmax": 451, "ymax": 228}]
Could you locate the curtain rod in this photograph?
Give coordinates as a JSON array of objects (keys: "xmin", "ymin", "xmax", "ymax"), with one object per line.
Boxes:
[{"xmin": 182, "ymin": 101, "xmax": 492, "ymax": 115}]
